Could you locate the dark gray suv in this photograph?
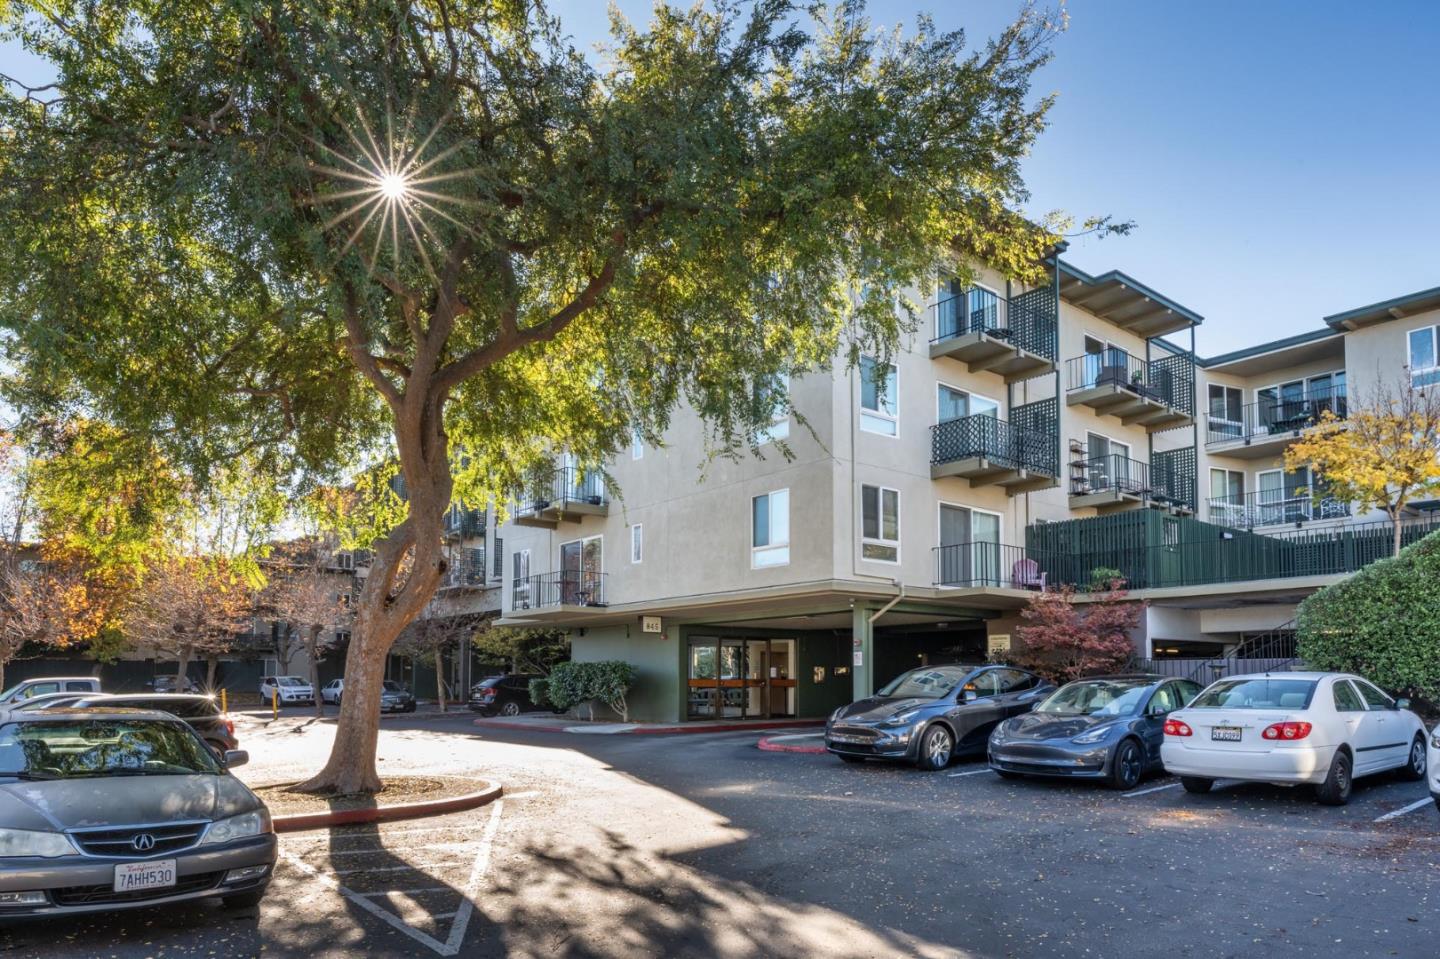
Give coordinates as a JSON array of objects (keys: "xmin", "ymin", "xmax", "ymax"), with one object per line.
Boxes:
[
  {"xmin": 0, "ymin": 707, "xmax": 275, "ymax": 916},
  {"xmin": 826, "ymin": 664, "xmax": 1054, "ymax": 771}
]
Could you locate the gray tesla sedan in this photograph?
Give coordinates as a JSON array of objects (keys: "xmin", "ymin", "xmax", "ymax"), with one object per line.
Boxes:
[
  {"xmin": 0, "ymin": 707, "xmax": 275, "ymax": 917},
  {"xmin": 988, "ymin": 674, "xmax": 1203, "ymax": 789}
]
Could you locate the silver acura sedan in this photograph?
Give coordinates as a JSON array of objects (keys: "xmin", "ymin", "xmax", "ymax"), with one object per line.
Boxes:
[{"xmin": 0, "ymin": 707, "xmax": 276, "ymax": 917}]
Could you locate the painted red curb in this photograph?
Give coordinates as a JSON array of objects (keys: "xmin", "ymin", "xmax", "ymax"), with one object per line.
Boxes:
[
  {"xmin": 757, "ymin": 734, "xmax": 828, "ymax": 754},
  {"xmin": 632, "ymin": 720, "xmax": 825, "ymax": 735},
  {"xmin": 269, "ymin": 780, "xmax": 502, "ymax": 833}
]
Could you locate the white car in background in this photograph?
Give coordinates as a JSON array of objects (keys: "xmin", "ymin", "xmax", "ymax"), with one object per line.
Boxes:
[
  {"xmin": 259, "ymin": 675, "xmax": 315, "ymax": 706},
  {"xmin": 1161, "ymin": 672, "xmax": 1426, "ymax": 806},
  {"xmin": 1428, "ymin": 725, "xmax": 1440, "ymax": 813}
]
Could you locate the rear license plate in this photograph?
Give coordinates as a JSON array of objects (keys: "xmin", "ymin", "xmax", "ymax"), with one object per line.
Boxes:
[
  {"xmin": 113, "ymin": 859, "xmax": 177, "ymax": 893},
  {"xmin": 1211, "ymin": 726, "xmax": 1242, "ymax": 742}
]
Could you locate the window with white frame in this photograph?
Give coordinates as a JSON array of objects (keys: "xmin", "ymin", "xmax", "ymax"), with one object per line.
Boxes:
[
  {"xmin": 937, "ymin": 384, "xmax": 999, "ymax": 423},
  {"xmin": 860, "ymin": 484, "xmax": 900, "ymax": 563},
  {"xmin": 755, "ymin": 373, "xmax": 790, "ymax": 444},
  {"xmin": 1409, "ymin": 326, "xmax": 1440, "ymax": 387},
  {"xmin": 512, "ymin": 549, "xmax": 531, "ymax": 604},
  {"xmin": 751, "ymin": 489, "xmax": 790, "ymax": 567},
  {"xmin": 336, "ymin": 551, "xmax": 354, "ymax": 570},
  {"xmin": 859, "ymin": 356, "xmax": 898, "ymax": 436},
  {"xmin": 630, "ymin": 524, "xmax": 643, "ymax": 564}
]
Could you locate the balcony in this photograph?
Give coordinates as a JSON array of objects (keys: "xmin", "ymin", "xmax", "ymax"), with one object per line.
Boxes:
[
  {"xmin": 511, "ymin": 570, "xmax": 607, "ymax": 611},
  {"xmin": 1205, "ymin": 388, "xmax": 1347, "ymax": 458},
  {"xmin": 512, "ymin": 467, "xmax": 608, "ymax": 528},
  {"xmin": 1207, "ymin": 492, "xmax": 1352, "ymax": 531},
  {"xmin": 439, "ymin": 547, "xmax": 487, "ymax": 590},
  {"xmin": 933, "ymin": 542, "xmax": 1059, "ymax": 592},
  {"xmin": 930, "ymin": 407, "xmax": 1057, "ymax": 494},
  {"xmin": 442, "ymin": 507, "xmax": 484, "ymax": 541},
  {"xmin": 1064, "ymin": 349, "xmax": 1194, "ymax": 433},
  {"xmin": 928, "ymin": 287, "xmax": 1057, "ymax": 383}
]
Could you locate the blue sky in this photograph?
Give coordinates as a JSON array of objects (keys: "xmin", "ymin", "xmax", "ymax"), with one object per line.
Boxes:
[{"xmin": 4, "ymin": 1, "xmax": 1437, "ymax": 356}]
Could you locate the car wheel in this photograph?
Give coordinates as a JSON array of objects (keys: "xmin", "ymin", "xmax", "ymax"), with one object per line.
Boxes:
[
  {"xmin": 915, "ymin": 725, "xmax": 954, "ymax": 771},
  {"xmin": 222, "ymin": 888, "xmax": 266, "ymax": 910},
  {"xmin": 1398, "ymin": 734, "xmax": 1427, "ymax": 782},
  {"xmin": 1180, "ymin": 776, "xmax": 1214, "ymax": 795},
  {"xmin": 404, "ymin": 702, "xmax": 416, "ymax": 713},
  {"xmin": 1315, "ymin": 749, "xmax": 1353, "ymax": 806},
  {"xmin": 838, "ymin": 754, "xmax": 865, "ymax": 764},
  {"xmin": 1109, "ymin": 739, "xmax": 1144, "ymax": 791},
  {"xmin": 500, "ymin": 701, "xmax": 521, "ymax": 717}
]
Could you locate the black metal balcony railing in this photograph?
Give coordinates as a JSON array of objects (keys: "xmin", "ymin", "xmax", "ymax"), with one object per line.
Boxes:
[
  {"xmin": 440, "ymin": 548, "xmax": 487, "ymax": 589},
  {"xmin": 1070, "ymin": 454, "xmax": 1152, "ymax": 497},
  {"xmin": 514, "ymin": 466, "xmax": 607, "ymax": 517},
  {"xmin": 931, "ymin": 412, "xmax": 1057, "ymax": 476},
  {"xmin": 1207, "ymin": 492, "xmax": 1352, "ymax": 530},
  {"xmin": 1205, "ymin": 387, "xmax": 1347, "ymax": 446},
  {"xmin": 1065, "ymin": 349, "xmax": 1196, "ymax": 415},
  {"xmin": 931, "ymin": 285, "xmax": 1057, "ymax": 361},
  {"xmin": 934, "ymin": 542, "xmax": 1058, "ymax": 590},
  {"xmin": 443, "ymin": 507, "xmax": 485, "ymax": 539},
  {"xmin": 511, "ymin": 571, "xmax": 607, "ymax": 610}
]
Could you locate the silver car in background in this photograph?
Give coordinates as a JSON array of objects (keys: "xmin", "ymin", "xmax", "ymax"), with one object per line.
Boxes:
[{"xmin": 0, "ymin": 708, "xmax": 275, "ymax": 916}]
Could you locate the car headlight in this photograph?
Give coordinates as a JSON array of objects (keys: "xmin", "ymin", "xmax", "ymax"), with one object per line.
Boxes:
[
  {"xmin": 0, "ymin": 828, "xmax": 78, "ymax": 858},
  {"xmin": 202, "ymin": 810, "xmax": 273, "ymax": 846},
  {"xmin": 990, "ymin": 723, "xmax": 1009, "ymax": 744},
  {"xmin": 882, "ymin": 709, "xmax": 921, "ymax": 727},
  {"xmin": 1431, "ymin": 730, "xmax": 1440, "ymax": 750},
  {"xmin": 1072, "ymin": 724, "xmax": 1120, "ymax": 745},
  {"xmin": 828, "ymin": 706, "xmax": 846, "ymax": 724}
]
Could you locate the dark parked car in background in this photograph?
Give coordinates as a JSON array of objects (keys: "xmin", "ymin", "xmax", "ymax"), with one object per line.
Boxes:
[
  {"xmin": 380, "ymin": 681, "xmax": 416, "ymax": 714},
  {"xmin": 469, "ymin": 675, "xmax": 543, "ymax": 717},
  {"xmin": 826, "ymin": 665, "xmax": 1055, "ymax": 771},
  {"xmin": 0, "ymin": 707, "xmax": 274, "ymax": 915},
  {"xmin": 147, "ymin": 675, "xmax": 200, "ymax": 694},
  {"xmin": 69, "ymin": 694, "xmax": 238, "ymax": 756},
  {"xmin": 988, "ymin": 675, "xmax": 1203, "ymax": 790}
]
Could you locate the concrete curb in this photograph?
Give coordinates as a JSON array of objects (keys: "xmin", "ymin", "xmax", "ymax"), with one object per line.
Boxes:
[
  {"xmin": 267, "ymin": 779, "xmax": 503, "ymax": 833},
  {"xmin": 472, "ymin": 717, "xmax": 824, "ymax": 736},
  {"xmin": 757, "ymin": 733, "xmax": 828, "ymax": 755}
]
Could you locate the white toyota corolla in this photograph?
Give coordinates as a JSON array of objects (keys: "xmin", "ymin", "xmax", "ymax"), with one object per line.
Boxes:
[{"xmin": 1161, "ymin": 672, "xmax": 1426, "ymax": 805}]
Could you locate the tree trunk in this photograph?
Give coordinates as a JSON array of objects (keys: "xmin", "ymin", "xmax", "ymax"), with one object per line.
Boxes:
[
  {"xmin": 175, "ymin": 643, "xmax": 193, "ymax": 692},
  {"xmin": 205, "ymin": 653, "xmax": 218, "ymax": 691},
  {"xmin": 276, "ymin": 626, "xmax": 294, "ymax": 676},
  {"xmin": 1392, "ymin": 510, "xmax": 1404, "ymax": 557},
  {"xmin": 306, "ymin": 626, "xmax": 324, "ymax": 718},
  {"xmin": 435, "ymin": 653, "xmax": 446, "ymax": 713}
]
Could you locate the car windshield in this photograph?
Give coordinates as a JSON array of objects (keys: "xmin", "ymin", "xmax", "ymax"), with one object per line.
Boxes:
[
  {"xmin": 0, "ymin": 719, "xmax": 221, "ymax": 778},
  {"xmin": 382, "ymin": 682, "xmax": 403, "ymax": 692},
  {"xmin": 1188, "ymin": 679, "xmax": 1317, "ymax": 711},
  {"xmin": 876, "ymin": 666, "xmax": 972, "ymax": 700},
  {"xmin": 1036, "ymin": 679, "xmax": 1152, "ymax": 717},
  {"xmin": 0, "ymin": 683, "xmax": 26, "ymax": 701},
  {"xmin": 277, "ymin": 677, "xmax": 305, "ymax": 687}
]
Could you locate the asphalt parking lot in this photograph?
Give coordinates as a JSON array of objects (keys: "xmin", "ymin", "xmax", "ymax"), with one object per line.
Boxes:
[{"xmin": 4, "ymin": 716, "xmax": 1437, "ymax": 958}]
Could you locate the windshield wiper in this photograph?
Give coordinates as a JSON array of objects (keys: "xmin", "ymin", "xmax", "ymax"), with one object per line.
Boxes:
[{"xmin": 0, "ymin": 770, "xmax": 61, "ymax": 780}]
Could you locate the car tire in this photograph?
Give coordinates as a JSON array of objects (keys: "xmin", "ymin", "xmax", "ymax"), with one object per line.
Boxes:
[
  {"xmin": 1398, "ymin": 734, "xmax": 1427, "ymax": 782},
  {"xmin": 404, "ymin": 702, "xmax": 416, "ymax": 713},
  {"xmin": 1108, "ymin": 739, "xmax": 1144, "ymax": 791},
  {"xmin": 1180, "ymin": 776, "xmax": 1214, "ymax": 795},
  {"xmin": 222, "ymin": 888, "xmax": 266, "ymax": 909},
  {"xmin": 915, "ymin": 725, "xmax": 954, "ymax": 772},
  {"xmin": 1315, "ymin": 749, "xmax": 1353, "ymax": 806},
  {"xmin": 838, "ymin": 754, "xmax": 865, "ymax": 764},
  {"xmin": 500, "ymin": 701, "xmax": 521, "ymax": 717}
]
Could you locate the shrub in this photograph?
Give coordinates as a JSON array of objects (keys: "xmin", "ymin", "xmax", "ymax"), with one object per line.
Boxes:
[
  {"xmin": 526, "ymin": 677, "xmax": 552, "ymax": 709},
  {"xmin": 1012, "ymin": 581, "xmax": 1144, "ymax": 684},
  {"xmin": 532, "ymin": 660, "xmax": 638, "ymax": 721},
  {"xmin": 1297, "ymin": 529, "xmax": 1440, "ymax": 699}
]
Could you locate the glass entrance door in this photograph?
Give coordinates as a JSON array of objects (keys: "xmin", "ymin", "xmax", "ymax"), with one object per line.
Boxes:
[{"xmin": 687, "ymin": 637, "xmax": 796, "ymax": 720}]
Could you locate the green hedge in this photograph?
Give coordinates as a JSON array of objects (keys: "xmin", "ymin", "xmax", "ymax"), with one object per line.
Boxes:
[
  {"xmin": 533, "ymin": 661, "xmax": 637, "ymax": 721},
  {"xmin": 1297, "ymin": 529, "xmax": 1440, "ymax": 699}
]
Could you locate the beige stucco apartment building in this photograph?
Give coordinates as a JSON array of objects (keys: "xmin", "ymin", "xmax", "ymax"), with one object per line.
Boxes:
[{"xmin": 481, "ymin": 254, "xmax": 1440, "ymax": 724}]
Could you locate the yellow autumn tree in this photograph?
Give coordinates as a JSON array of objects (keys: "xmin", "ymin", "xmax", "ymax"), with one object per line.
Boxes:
[{"xmin": 1285, "ymin": 373, "xmax": 1440, "ymax": 557}]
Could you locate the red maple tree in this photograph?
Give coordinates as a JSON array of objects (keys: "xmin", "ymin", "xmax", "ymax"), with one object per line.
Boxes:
[{"xmin": 1012, "ymin": 578, "xmax": 1145, "ymax": 683}]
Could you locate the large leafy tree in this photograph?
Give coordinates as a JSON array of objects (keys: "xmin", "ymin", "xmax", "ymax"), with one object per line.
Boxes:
[{"xmin": 0, "ymin": 0, "xmax": 1074, "ymax": 792}]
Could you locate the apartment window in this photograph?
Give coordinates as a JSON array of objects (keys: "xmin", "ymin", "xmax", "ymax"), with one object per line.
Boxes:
[
  {"xmin": 860, "ymin": 484, "xmax": 900, "ymax": 563},
  {"xmin": 937, "ymin": 384, "xmax": 999, "ymax": 423},
  {"xmin": 1410, "ymin": 326, "xmax": 1440, "ymax": 386},
  {"xmin": 751, "ymin": 489, "xmax": 790, "ymax": 568},
  {"xmin": 1209, "ymin": 468, "xmax": 1244, "ymax": 500},
  {"xmin": 631, "ymin": 429, "xmax": 644, "ymax": 460},
  {"xmin": 859, "ymin": 356, "xmax": 898, "ymax": 436},
  {"xmin": 492, "ymin": 536, "xmax": 504, "ymax": 578},
  {"xmin": 630, "ymin": 524, "xmax": 643, "ymax": 564},
  {"xmin": 336, "ymin": 551, "xmax": 354, "ymax": 570},
  {"xmin": 512, "ymin": 549, "xmax": 530, "ymax": 588},
  {"xmin": 1208, "ymin": 385, "xmax": 1242, "ymax": 423},
  {"xmin": 755, "ymin": 374, "xmax": 790, "ymax": 444}
]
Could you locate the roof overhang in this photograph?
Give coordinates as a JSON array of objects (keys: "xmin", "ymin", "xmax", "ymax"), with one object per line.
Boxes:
[
  {"xmin": 1324, "ymin": 285, "xmax": 1440, "ymax": 331},
  {"xmin": 1202, "ymin": 327, "xmax": 1346, "ymax": 377},
  {"xmin": 1056, "ymin": 261, "xmax": 1202, "ymax": 339}
]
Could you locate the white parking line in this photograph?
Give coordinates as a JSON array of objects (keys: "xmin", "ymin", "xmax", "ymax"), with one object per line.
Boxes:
[
  {"xmin": 948, "ymin": 769, "xmax": 992, "ymax": 778},
  {"xmin": 294, "ymin": 841, "xmax": 477, "ymax": 859},
  {"xmin": 329, "ymin": 860, "xmax": 473, "ymax": 876},
  {"xmin": 1374, "ymin": 798, "xmax": 1433, "ymax": 823},
  {"xmin": 1123, "ymin": 782, "xmax": 1180, "ymax": 798}
]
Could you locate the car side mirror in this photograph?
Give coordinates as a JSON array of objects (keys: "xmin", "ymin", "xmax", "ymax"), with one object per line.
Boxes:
[
  {"xmin": 963, "ymin": 689, "xmax": 977, "ymax": 704},
  {"xmin": 223, "ymin": 750, "xmax": 249, "ymax": 769},
  {"xmin": 1395, "ymin": 698, "xmax": 1411, "ymax": 711}
]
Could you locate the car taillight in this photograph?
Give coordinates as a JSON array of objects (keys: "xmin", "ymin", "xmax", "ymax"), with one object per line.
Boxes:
[
  {"xmin": 1261, "ymin": 721, "xmax": 1312, "ymax": 741},
  {"xmin": 482, "ymin": 689, "xmax": 496, "ymax": 700},
  {"xmin": 1163, "ymin": 719, "xmax": 1192, "ymax": 737}
]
